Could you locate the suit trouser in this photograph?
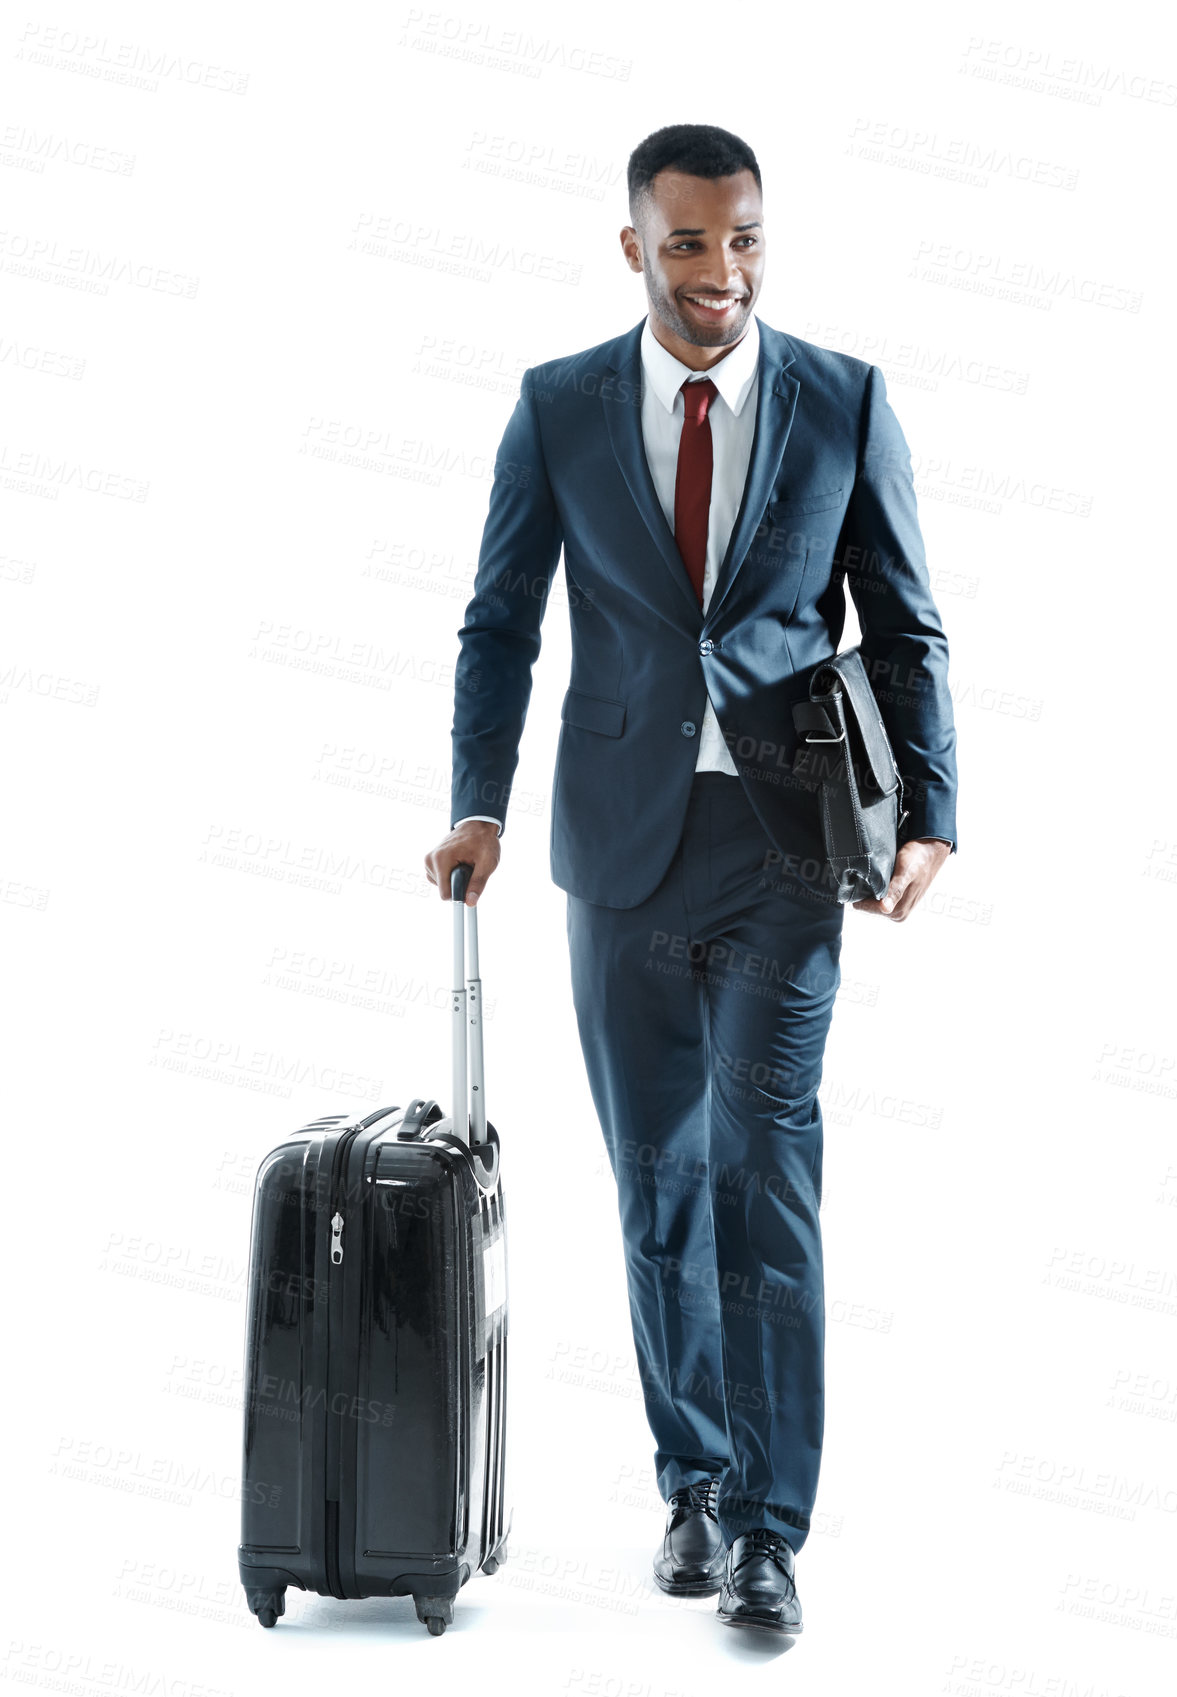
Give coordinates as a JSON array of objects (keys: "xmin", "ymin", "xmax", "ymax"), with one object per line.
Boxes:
[{"xmin": 566, "ymin": 770, "xmax": 844, "ymax": 1553}]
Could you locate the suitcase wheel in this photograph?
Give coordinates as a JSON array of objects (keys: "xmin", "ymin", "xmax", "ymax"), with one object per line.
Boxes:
[
  {"xmin": 248, "ymin": 1585, "xmax": 286, "ymax": 1629},
  {"xmin": 413, "ymin": 1594, "xmax": 454, "ymax": 1636}
]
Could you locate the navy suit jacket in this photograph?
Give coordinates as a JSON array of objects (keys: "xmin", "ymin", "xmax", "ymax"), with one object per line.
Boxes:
[{"xmin": 450, "ymin": 315, "xmax": 958, "ymax": 909}]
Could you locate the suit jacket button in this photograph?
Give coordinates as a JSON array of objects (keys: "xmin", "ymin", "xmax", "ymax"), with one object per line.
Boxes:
[
  {"xmin": 699, "ymin": 638, "xmax": 714, "ymax": 655},
  {"xmin": 680, "ymin": 720, "xmax": 697, "ymax": 737}
]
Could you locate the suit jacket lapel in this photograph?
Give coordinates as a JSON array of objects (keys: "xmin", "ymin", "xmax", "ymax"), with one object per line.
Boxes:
[
  {"xmin": 601, "ymin": 315, "xmax": 801, "ymax": 628},
  {"xmin": 706, "ymin": 322, "xmax": 800, "ymax": 626},
  {"xmin": 602, "ymin": 320, "xmax": 702, "ymax": 623}
]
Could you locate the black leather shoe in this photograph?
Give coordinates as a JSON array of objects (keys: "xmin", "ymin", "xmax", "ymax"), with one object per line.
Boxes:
[
  {"xmin": 716, "ymin": 1528, "xmax": 803, "ymax": 1633},
  {"xmin": 652, "ymin": 1477, "xmax": 727, "ymax": 1596}
]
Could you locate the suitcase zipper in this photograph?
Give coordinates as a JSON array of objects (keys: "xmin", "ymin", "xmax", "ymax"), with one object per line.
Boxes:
[
  {"xmin": 323, "ymin": 1126, "xmax": 363, "ymax": 1599},
  {"xmin": 322, "ymin": 1106, "xmax": 401, "ymax": 1598}
]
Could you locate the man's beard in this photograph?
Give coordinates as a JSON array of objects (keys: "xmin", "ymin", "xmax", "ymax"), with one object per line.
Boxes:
[{"xmin": 643, "ymin": 259, "xmax": 752, "ymax": 348}]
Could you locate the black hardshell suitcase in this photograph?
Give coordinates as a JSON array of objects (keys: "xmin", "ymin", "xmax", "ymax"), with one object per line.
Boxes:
[{"xmin": 238, "ymin": 864, "xmax": 509, "ymax": 1635}]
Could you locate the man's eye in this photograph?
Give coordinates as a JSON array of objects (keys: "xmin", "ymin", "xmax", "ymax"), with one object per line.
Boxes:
[{"xmin": 668, "ymin": 236, "xmax": 758, "ymax": 252}]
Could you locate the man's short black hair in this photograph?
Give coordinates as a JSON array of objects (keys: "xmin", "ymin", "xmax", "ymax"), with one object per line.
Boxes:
[{"xmin": 627, "ymin": 124, "xmax": 761, "ymax": 226}]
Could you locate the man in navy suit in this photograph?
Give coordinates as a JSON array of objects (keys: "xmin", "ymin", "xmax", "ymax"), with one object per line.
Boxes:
[{"xmin": 426, "ymin": 123, "xmax": 957, "ymax": 1635}]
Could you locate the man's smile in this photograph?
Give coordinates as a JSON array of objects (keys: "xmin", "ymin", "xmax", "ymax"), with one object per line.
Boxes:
[{"xmin": 681, "ymin": 292, "xmax": 747, "ymax": 323}]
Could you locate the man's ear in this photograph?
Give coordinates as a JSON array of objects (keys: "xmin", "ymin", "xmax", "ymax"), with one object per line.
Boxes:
[{"xmin": 619, "ymin": 225, "xmax": 644, "ymax": 275}]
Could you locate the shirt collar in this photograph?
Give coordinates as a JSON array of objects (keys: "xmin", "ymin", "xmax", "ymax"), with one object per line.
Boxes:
[{"xmin": 640, "ymin": 313, "xmax": 760, "ymax": 418}]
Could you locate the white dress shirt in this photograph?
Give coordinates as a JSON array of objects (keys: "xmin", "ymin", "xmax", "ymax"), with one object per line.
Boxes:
[{"xmin": 456, "ymin": 315, "xmax": 759, "ymax": 832}]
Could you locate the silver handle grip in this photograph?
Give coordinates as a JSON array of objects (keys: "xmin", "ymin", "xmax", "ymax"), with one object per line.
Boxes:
[{"xmin": 450, "ymin": 863, "xmax": 488, "ymax": 1147}]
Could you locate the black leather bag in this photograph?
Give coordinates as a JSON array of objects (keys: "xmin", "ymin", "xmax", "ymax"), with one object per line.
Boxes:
[{"xmin": 791, "ymin": 647, "xmax": 908, "ymax": 903}]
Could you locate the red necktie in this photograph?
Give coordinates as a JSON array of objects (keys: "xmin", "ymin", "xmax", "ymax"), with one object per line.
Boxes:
[{"xmin": 674, "ymin": 377, "xmax": 718, "ymax": 608}]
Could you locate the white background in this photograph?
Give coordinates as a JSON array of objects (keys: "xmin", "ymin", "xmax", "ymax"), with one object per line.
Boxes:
[{"xmin": 4, "ymin": 1, "xmax": 1175, "ymax": 1692}]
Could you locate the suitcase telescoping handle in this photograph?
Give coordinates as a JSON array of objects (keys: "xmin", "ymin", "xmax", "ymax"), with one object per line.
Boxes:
[{"xmin": 450, "ymin": 862, "xmax": 488, "ymax": 1148}]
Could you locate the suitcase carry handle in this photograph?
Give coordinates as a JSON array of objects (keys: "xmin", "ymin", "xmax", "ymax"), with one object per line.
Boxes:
[
  {"xmin": 400, "ymin": 1096, "xmax": 443, "ymax": 1139},
  {"xmin": 450, "ymin": 862, "xmax": 488, "ymax": 1148}
]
